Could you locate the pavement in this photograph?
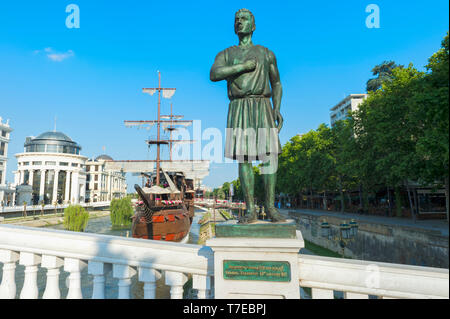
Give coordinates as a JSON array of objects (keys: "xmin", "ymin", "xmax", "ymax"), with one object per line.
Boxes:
[{"xmin": 279, "ymin": 208, "xmax": 449, "ymax": 237}]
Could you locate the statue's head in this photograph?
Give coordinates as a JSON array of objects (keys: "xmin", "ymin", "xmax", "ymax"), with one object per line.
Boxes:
[{"xmin": 234, "ymin": 8, "xmax": 255, "ymax": 36}]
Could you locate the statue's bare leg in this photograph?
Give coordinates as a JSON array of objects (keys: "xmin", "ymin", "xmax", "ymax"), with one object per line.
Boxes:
[
  {"xmin": 261, "ymin": 159, "xmax": 286, "ymax": 223},
  {"xmin": 238, "ymin": 162, "xmax": 258, "ymax": 223}
]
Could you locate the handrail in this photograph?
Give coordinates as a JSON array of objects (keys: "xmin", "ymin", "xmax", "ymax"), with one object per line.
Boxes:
[
  {"xmin": 298, "ymin": 254, "xmax": 449, "ymax": 299},
  {"xmin": 0, "ymin": 224, "xmax": 213, "ymax": 276}
]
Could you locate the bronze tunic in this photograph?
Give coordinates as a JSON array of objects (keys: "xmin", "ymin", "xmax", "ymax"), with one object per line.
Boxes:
[{"xmin": 214, "ymin": 44, "xmax": 282, "ymax": 161}]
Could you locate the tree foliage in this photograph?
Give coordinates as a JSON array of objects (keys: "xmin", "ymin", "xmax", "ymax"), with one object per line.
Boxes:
[
  {"xmin": 63, "ymin": 205, "xmax": 89, "ymax": 232},
  {"xmin": 110, "ymin": 196, "xmax": 134, "ymax": 228}
]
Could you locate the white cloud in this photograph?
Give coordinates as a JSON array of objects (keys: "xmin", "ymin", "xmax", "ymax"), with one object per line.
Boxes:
[{"xmin": 34, "ymin": 47, "xmax": 75, "ymax": 62}]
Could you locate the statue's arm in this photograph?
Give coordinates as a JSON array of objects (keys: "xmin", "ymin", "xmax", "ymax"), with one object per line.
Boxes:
[
  {"xmin": 268, "ymin": 50, "xmax": 283, "ymax": 131},
  {"xmin": 210, "ymin": 50, "xmax": 256, "ymax": 82}
]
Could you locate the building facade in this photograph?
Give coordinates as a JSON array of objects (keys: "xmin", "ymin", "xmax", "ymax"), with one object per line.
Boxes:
[
  {"xmin": 85, "ymin": 155, "xmax": 127, "ymax": 202},
  {"xmin": 0, "ymin": 117, "xmax": 13, "ymax": 205},
  {"xmin": 14, "ymin": 131, "xmax": 87, "ymax": 205},
  {"xmin": 330, "ymin": 94, "xmax": 368, "ymax": 126}
]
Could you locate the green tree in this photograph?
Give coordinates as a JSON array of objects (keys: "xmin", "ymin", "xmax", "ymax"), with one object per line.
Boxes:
[
  {"xmin": 63, "ymin": 205, "xmax": 89, "ymax": 232},
  {"xmin": 366, "ymin": 61, "xmax": 402, "ymax": 92},
  {"xmin": 110, "ymin": 197, "xmax": 134, "ymax": 228},
  {"xmin": 413, "ymin": 32, "xmax": 449, "ymax": 220}
]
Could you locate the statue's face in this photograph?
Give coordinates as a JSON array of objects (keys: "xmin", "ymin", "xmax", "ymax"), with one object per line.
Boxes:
[{"xmin": 234, "ymin": 11, "xmax": 255, "ymax": 35}]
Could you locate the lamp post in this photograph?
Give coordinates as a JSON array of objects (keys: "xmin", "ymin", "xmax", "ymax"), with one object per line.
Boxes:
[{"xmin": 320, "ymin": 218, "xmax": 358, "ymax": 257}]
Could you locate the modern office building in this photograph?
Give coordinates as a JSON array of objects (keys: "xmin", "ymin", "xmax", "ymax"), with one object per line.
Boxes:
[
  {"xmin": 330, "ymin": 94, "xmax": 368, "ymax": 126},
  {"xmin": 85, "ymin": 155, "xmax": 127, "ymax": 202},
  {"xmin": 0, "ymin": 117, "xmax": 14, "ymax": 205},
  {"xmin": 14, "ymin": 131, "xmax": 87, "ymax": 205}
]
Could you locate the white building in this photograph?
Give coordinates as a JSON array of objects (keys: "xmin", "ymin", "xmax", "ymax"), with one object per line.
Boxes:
[
  {"xmin": 0, "ymin": 117, "xmax": 14, "ymax": 205},
  {"xmin": 14, "ymin": 131, "xmax": 87, "ymax": 205},
  {"xmin": 85, "ymin": 155, "xmax": 127, "ymax": 202},
  {"xmin": 330, "ymin": 94, "xmax": 368, "ymax": 126}
]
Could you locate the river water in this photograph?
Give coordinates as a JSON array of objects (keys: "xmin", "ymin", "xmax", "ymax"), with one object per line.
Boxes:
[{"xmin": 0, "ymin": 210, "xmax": 203, "ymax": 299}]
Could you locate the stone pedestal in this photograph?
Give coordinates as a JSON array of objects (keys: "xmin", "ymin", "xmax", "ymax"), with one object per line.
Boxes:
[{"xmin": 206, "ymin": 219, "xmax": 304, "ymax": 299}]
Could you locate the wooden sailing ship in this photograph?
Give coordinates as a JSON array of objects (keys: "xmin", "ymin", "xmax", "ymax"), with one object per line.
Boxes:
[{"xmin": 125, "ymin": 71, "xmax": 196, "ymax": 243}]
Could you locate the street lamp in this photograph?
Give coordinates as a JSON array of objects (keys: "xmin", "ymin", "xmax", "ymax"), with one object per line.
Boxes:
[
  {"xmin": 349, "ymin": 219, "xmax": 358, "ymax": 237},
  {"xmin": 320, "ymin": 219, "xmax": 359, "ymax": 257},
  {"xmin": 320, "ymin": 219, "xmax": 330, "ymax": 238}
]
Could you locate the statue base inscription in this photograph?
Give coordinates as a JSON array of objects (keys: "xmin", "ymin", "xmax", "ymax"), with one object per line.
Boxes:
[
  {"xmin": 223, "ymin": 260, "xmax": 291, "ymax": 282},
  {"xmin": 206, "ymin": 229, "xmax": 304, "ymax": 299}
]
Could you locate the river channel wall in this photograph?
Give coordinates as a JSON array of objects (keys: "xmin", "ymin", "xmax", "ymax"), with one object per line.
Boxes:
[{"xmin": 288, "ymin": 211, "xmax": 449, "ymax": 269}]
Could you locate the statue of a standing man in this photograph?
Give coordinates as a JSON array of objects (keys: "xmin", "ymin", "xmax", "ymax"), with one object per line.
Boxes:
[{"xmin": 210, "ymin": 8, "xmax": 286, "ymax": 223}]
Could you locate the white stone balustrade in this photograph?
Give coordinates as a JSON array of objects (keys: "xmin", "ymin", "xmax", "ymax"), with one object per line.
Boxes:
[
  {"xmin": 0, "ymin": 224, "xmax": 214, "ymax": 299},
  {"xmin": 298, "ymin": 254, "xmax": 449, "ymax": 299},
  {"xmin": 0, "ymin": 224, "xmax": 448, "ymax": 299}
]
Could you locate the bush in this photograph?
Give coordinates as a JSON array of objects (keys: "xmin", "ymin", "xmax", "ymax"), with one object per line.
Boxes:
[
  {"xmin": 63, "ymin": 205, "xmax": 89, "ymax": 232},
  {"xmin": 110, "ymin": 197, "xmax": 134, "ymax": 228}
]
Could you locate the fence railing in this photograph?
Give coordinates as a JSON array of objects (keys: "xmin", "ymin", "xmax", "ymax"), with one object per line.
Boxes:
[
  {"xmin": 0, "ymin": 224, "xmax": 448, "ymax": 299},
  {"xmin": 0, "ymin": 224, "xmax": 213, "ymax": 299}
]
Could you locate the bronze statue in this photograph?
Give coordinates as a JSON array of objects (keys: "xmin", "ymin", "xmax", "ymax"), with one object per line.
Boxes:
[{"xmin": 210, "ymin": 8, "xmax": 286, "ymax": 223}]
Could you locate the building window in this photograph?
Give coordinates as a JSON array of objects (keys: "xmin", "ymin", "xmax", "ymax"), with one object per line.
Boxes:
[
  {"xmin": 0, "ymin": 142, "xmax": 5, "ymax": 156},
  {"xmin": 60, "ymin": 162, "xmax": 69, "ymax": 166},
  {"xmin": 1, "ymin": 130, "xmax": 6, "ymax": 137},
  {"xmin": 32, "ymin": 161, "xmax": 42, "ymax": 165},
  {"xmin": 86, "ymin": 165, "xmax": 90, "ymax": 172},
  {"xmin": 71, "ymin": 163, "xmax": 78, "ymax": 167},
  {"xmin": 95, "ymin": 165, "xmax": 99, "ymax": 172},
  {"xmin": 94, "ymin": 183, "xmax": 98, "ymax": 190},
  {"xmin": 46, "ymin": 145, "xmax": 58, "ymax": 152},
  {"xmin": 95, "ymin": 175, "xmax": 98, "ymax": 181},
  {"xmin": 45, "ymin": 161, "xmax": 56, "ymax": 165}
]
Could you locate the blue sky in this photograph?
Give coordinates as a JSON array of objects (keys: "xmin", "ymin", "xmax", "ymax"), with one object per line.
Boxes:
[{"xmin": 0, "ymin": 0, "xmax": 448, "ymax": 191}]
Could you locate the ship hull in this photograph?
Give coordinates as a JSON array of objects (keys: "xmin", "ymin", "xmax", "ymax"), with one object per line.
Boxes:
[{"xmin": 132, "ymin": 207, "xmax": 191, "ymax": 242}]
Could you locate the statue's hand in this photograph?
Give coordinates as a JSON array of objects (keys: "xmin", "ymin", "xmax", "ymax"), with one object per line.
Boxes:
[
  {"xmin": 273, "ymin": 109, "xmax": 283, "ymax": 132},
  {"xmin": 242, "ymin": 58, "xmax": 257, "ymax": 72}
]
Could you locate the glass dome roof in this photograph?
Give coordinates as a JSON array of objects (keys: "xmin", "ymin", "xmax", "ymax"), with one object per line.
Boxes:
[{"xmin": 24, "ymin": 131, "xmax": 81, "ymax": 155}]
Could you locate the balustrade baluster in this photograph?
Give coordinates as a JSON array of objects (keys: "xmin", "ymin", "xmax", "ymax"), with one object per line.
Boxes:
[
  {"xmin": 0, "ymin": 249, "xmax": 20, "ymax": 299},
  {"xmin": 138, "ymin": 267, "xmax": 161, "ymax": 299},
  {"xmin": 193, "ymin": 274, "xmax": 210, "ymax": 299},
  {"xmin": 64, "ymin": 258, "xmax": 87, "ymax": 299},
  {"xmin": 311, "ymin": 287, "xmax": 334, "ymax": 299},
  {"xmin": 42, "ymin": 255, "xmax": 64, "ymax": 299},
  {"xmin": 344, "ymin": 292, "xmax": 369, "ymax": 299},
  {"xmin": 165, "ymin": 271, "xmax": 188, "ymax": 299},
  {"xmin": 88, "ymin": 261, "xmax": 111, "ymax": 299},
  {"xmin": 19, "ymin": 252, "xmax": 41, "ymax": 299},
  {"xmin": 113, "ymin": 264, "xmax": 137, "ymax": 299}
]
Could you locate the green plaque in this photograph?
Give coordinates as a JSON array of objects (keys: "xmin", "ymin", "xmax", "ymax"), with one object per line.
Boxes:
[{"xmin": 223, "ymin": 260, "xmax": 291, "ymax": 282}]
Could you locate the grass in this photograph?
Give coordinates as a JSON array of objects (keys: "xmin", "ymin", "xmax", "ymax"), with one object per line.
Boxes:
[{"xmin": 304, "ymin": 239, "xmax": 346, "ymax": 259}]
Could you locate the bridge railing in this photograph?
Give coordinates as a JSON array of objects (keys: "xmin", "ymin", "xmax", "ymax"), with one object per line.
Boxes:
[
  {"xmin": 0, "ymin": 224, "xmax": 213, "ymax": 299},
  {"xmin": 1, "ymin": 201, "xmax": 111, "ymax": 215},
  {"xmin": 297, "ymin": 254, "xmax": 449, "ymax": 299},
  {"xmin": 0, "ymin": 224, "xmax": 448, "ymax": 299}
]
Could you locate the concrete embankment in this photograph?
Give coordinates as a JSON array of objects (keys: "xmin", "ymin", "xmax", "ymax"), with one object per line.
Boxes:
[
  {"xmin": 287, "ymin": 209, "xmax": 449, "ymax": 268},
  {"xmin": 0, "ymin": 210, "xmax": 110, "ymax": 228}
]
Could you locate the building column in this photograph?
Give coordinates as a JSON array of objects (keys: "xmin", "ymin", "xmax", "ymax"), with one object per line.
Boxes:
[
  {"xmin": 52, "ymin": 170, "xmax": 59, "ymax": 204},
  {"xmin": 65, "ymin": 171, "xmax": 71, "ymax": 203},
  {"xmin": 71, "ymin": 171, "xmax": 79, "ymax": 204},
  {"xmin": 19, "ymin": 170, "xmax": 25, "ymax": 184},
  {"xmin": 39, "ymin": 170, "xmax": 46, "ymax": 203},
  {"xmin": 29, "ymin": 170, "xmax": 34, "ymax": 187}
]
